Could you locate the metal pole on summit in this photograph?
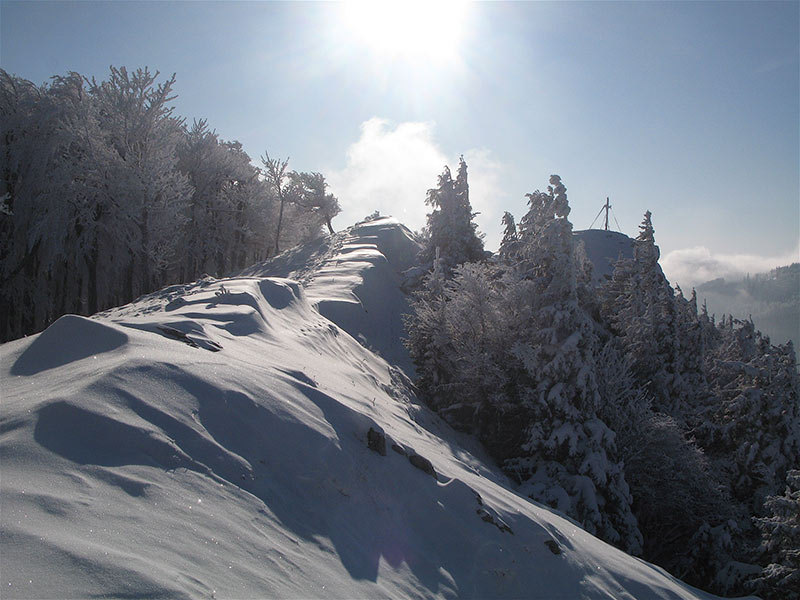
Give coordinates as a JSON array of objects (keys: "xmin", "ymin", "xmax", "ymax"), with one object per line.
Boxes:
[{"xmin": 589, "ymin": 197, "xmax": 620, "ymax": 232}]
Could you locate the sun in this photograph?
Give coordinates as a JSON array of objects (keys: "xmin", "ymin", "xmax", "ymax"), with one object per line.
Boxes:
[{"xmin": 342, "ymin": 1, "xmax": 468, "ymax": 62}]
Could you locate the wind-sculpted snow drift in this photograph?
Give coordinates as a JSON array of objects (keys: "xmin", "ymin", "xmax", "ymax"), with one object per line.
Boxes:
[{"xmin": 1, "ymin": 217, "xmax": 734, "ymax": 598}]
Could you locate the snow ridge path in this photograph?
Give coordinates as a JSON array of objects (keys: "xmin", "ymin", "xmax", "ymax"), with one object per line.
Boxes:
[
  {"xmin": 1, "ymin": 217, "xmax": 738, "ymax": 599},
  {"xmin": 243, "ymin": 216, "xmax": 420, "ymax": 373}
]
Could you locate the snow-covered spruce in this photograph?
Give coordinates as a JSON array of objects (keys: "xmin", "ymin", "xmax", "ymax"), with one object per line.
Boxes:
[
  {"xmin": 407, "ymin": 176, "xmax": 799, "ymax": 597},
  {"xmin": 418, "ymin": 156, "xmax": 485, "ymax": 273},
  {"xmin": 407, "ymin": 176, "xmax": 643, "ymax": 555}
]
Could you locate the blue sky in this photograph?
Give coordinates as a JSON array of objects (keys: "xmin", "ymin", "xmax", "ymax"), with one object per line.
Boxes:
[{"xmin": 2, "ymin": 0, "xmax": 798, "ymax": 287}]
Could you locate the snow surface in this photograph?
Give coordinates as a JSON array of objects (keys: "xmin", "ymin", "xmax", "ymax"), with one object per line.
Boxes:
[
  {"xmin": 574, "ymin": 229, "xmax": 635, "ymax": 286},
  {"xmin": 1, "ymin": 217, "xmax": 741, "ymax": 599}
]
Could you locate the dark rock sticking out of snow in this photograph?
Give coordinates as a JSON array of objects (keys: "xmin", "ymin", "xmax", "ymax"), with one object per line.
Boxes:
[
  {"xmin": 476, "ymin": 507, "xmax": 514, "ymax": 535},
  {"xmin": 408, "ymin": 454, "xmax": 436, "ymax": 478},
  {"xmin": 367, "ymin": 427, "xmax": 387, "ymax": 456},
  {"xmin": 545, "ymin": 539, "xmax": 563, "ymax": 555},
  {"xmin": 391, "ymin": 443, "xmax": 407, "ymax": 456}
]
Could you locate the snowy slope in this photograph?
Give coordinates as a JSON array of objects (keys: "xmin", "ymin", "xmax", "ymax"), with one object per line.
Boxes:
[
  {"xmin": 1, "ymin": 217, "xmax": 734, "ymax": 599},
  {"xmin": 241, "ymin": 216, "xmax": 418, "ymax": 374}
]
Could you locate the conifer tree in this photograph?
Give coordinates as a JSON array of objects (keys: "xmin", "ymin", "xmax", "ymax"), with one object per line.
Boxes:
[
  {"xmin": 600, "ymin": 210, "xmax": 694, "ymax": 416},
  {"xmin": 408, "ymin": 174, "xmax": 643, "ymax": 553},
  {"xmin": 752, "ymin": 470, "xmax": 800, "ymax": 599},
  {"xmin": 408, "ymin": 168, "xmax": 799, "ymax": 590},
  {"xmin": 700, "ymin": 320, "xmax": 800, "ymax": 512},
  {"xmin": 499, "ymin": 211, "xmax": 519, "ymax": 261},
  {"xmin": 420, "ymin": 156, "xmax": 483, "ymax": 272},
  {"xmin": 506, "ymin": 175, "xmax": 642, "ymax": 553}
]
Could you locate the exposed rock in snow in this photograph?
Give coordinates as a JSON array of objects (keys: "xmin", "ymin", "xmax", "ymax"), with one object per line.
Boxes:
[
  {"xmin": 367, "ymin": 426, "xmax": 387, "ymax": 456},
  {"xmin": 408, "ymin": 453, "xmax": 437, "ymax": 479}
]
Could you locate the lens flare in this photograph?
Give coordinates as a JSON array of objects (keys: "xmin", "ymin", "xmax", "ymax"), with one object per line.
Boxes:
[{"xmin": 343, "ymin": 1, "xmax": 467, "ymax": 62}]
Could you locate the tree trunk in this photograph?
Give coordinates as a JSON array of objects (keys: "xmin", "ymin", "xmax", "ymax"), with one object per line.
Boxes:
[
  {"xmin": 140, "ymin": 204, "xmax": 150, "ymax": 294},
  {"xmin": 87, "ymin": 234, "xmax": 99, "ymax": 315},
  {"xmin": 124, "ymin": 258, "xmax": 134, "ymax": 305},
  {"xmin": 274, "ymin": 195, "xmax": 286, "ymax": 256}
]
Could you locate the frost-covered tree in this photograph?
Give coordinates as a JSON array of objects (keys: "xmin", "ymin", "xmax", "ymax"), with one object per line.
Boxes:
[
  {"xmin": 498, "ymin": 211, "xmax": 519, "ymax": 260},
  {"xmin": 698, "ymin": 319, "xmax": 800, "ymax": 513},
  {"xmin": 602, "ymin": 212, "xmax": 663, "ymax": 389},
  {"xmin": 673, "ymin": 286, "xmax": 708, "ymax": 395},
  {"xmin": 414, "ymin": 262, "xmax": 506, "ymax": 408},
  {"xmin": 218, "ymin": 140, "xmax": 274, "ymax": 271},
  {"xmin": 595, "ymin": 341, "xmax": 729, "ymax": 576},
  {"xmin": 600, "ymin": 211, "xmax": 699, "ymax": 417},
  {"xmin": 752, "ymin": 470, "xmax": 800, "ymax": 599},
  {"xmin": 420, "ymin": 156, "xmax": 483, "ymax": 271},
  {"xmin": 1, "ymin": 72, "xmax": 78, "ymax": 335},
  {"xmin": 594, "ymin": 210, "xmax": 800, "ymax": 590},
  {"xmin": 176, "ymin": 120, "xmax": 266, "ymax": 280},
  {"xmin": 677, "ymin": 519, "xmax": 749, "ymax": 594},
  {"xmin": 0, "ymin": 70, "xmax": 127, "ymax": 331},
  {"xmin": 408, "ymin": 175, "xmax": 642, "ymax": 553},
  {"xmin": 287, "ymin": 170, "xmax": 341, "ymax": 236},
  {"xmin": 407, "ymin": 259, "xmax": 543, "ymax": 461},
  {"xmin": 407, "ymin": 167, "xmax": 798, "ymax": 592},
  {"xmin": 505, "ymin": 176, "xmax": 641, "ymax": 553},
  {"xmin": 0, "ymin": 66, "xmax": 342, "ymax": 342},
  {"xmin": 596, "ymin": 210, "xmax": 800, "ymax": 593},
  {"xmin": 260, "ymin": 163, "xmax": 341, "ymax": 255},
  {"xmin": 88, "ymin": 66, "xmax": 190, "ymax": 299},
  {"xmin": 405, "ymin": 252, "xmax": 457, "ymax": 403},
  {"xmin": 261, "ymin": 152, "xmax": 292, "ymax": 255}
]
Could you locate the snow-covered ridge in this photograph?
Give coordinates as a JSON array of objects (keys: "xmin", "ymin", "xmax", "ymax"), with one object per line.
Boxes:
[
  {"xmin": 1, "ymin": 218, "xmax": 729, "ymax": 598},
  {"xmin": 242, "ymin": 216, "xmax": 420, "ymax": 373}
]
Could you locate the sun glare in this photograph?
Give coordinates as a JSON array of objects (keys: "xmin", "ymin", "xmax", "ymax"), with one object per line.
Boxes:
[{"xmin": 343, "ymin": 1, "xmax": 467, "ymax": 62}]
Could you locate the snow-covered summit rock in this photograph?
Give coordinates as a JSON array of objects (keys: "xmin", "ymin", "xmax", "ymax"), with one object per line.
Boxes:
[
  {"xmin": 1, "ymin": 218, "xmax": 733, "ymax": 599},
  {"xmin": 573, "ymin": 229, "xmax": 635, "ymax": 286}
]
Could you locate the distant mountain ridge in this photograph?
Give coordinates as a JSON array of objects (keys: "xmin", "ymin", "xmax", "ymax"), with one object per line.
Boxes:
[
  {"xmin": 575, "ymin": 230, "xmax": 798, "ymax": 349},
  {"xmin": 696, "ymin": 263, "xmax": 799, "ymax": 347}
]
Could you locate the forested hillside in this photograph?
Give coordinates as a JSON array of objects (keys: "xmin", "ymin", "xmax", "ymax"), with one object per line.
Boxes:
[
  {"xmin": 697, "ymin": 263, "xmax": 800, "ymax": 348},
  {"xmin": 0, "ymin": 67, "xmax": 340, "ymax": 342},
  {"xmin": 406, "ymin": 169, "xmax": 799, "ymax": 598}
]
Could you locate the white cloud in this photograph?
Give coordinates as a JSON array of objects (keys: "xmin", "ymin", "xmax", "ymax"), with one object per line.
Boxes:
[
  {"xmin": 661, "ymin": 242, "xmax": 800, "ymax": 289},
  {"xmin": 327, "ymin": 118, "xmax": 507, "ymax": 249},
  {"xmin": 327, "ymin": 118, "xmax": 445, "ymax": 234}
]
